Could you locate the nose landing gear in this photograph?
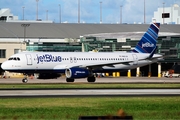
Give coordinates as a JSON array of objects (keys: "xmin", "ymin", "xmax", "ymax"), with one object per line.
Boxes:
[
  {"xmin": 22, "ymin": 78, "xmax": 28, "ymax": 83},
  {"xmin": 22, "ymin": 74, "xmax": 28, "ymax": 83}
]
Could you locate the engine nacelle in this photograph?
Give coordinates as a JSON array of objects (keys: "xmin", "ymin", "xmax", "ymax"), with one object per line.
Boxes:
[{"xmin": 65, "ymin": 67, "xmax": 90, "ymax": 78}]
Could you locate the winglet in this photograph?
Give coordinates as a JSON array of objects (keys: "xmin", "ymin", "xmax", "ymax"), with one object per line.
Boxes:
[{"xmin": 132, "ymin": 23, "xmax": 160, "ymax": 53}]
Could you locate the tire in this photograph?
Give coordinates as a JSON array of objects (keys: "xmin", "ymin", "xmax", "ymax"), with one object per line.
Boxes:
[
  {"xmin": 22, "ymin": 79, "xmax": 28, "ymax": 83},
  {"xmin": 87, "ymin": 76, "xmax": 96, "ymax": 82},
  {"xmin": 66, "ymin": 78, "xmax": 74, "ymax": 82}
]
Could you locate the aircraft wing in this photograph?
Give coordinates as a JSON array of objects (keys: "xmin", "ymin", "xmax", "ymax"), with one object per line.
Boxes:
[
  {"xmin": 54, "ymin": 60, "xmax": 135, "ymax": 70},
  {"xmin": 79, "ymin": 61, "xmax": 131, "ymax": 68}
]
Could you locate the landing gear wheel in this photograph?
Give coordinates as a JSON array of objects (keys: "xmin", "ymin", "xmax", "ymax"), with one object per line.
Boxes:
[
  {"xmin": 87, "ymin": 76, "xmax": 96, "ymax": 82},
  {"xmin": 22, "ymin": 78, "xmax": 28, "ymax": 83},
  {"xmin": 66, "ymin": 78, "xmax": 75, "ymax": 82}
]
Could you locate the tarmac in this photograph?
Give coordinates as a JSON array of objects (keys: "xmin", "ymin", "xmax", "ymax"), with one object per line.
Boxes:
[
  {"xmin": 0, "ymin": 77, "xmax": 180, "ymax": 98},
  {"xmin": 0, "ymin": 76, "xmax": 180, "ymax": 84},
  {"xmin": 0, "ymin": 89, "xmax": 180, "ymax": 97}
]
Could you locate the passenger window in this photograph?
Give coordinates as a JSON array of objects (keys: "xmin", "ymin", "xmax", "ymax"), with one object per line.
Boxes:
[{"xmin": 17, "ymin": 57, "xmax": 20, "ymax": 61}]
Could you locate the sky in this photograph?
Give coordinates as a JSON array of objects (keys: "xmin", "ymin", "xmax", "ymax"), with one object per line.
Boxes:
[{"xmin": 0, "ymin": 0, "xmax": 180, "ymax": 24}]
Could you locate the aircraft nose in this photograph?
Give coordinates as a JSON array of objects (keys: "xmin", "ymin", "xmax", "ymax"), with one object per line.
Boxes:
[{"xmin": 1, "ymin": 61, "xmax": 8, "ymax": 70}]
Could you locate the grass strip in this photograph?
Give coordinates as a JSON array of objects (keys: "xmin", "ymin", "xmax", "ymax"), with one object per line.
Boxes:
[
  {"xmin": 0, "ymin": 83, "xmax": 180, "ymax": 89},
  {"xmin": 0, "ymin": 97, "xmax": 180, "ymax": 119}
]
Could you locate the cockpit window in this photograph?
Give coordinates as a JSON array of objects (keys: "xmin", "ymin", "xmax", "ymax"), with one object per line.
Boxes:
[
  {"xmin": 8, "ymin": 57, "xmax": 13, "ymax": 60},
  {"xmin": 8, "ymin": 57, "xmax": 20, "ymax": 61}
]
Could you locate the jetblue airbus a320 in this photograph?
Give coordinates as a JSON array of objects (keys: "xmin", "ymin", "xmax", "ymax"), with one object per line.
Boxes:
[{"xmin": 1, "ymin": 23, "xmax": 162, "ymax": 83}]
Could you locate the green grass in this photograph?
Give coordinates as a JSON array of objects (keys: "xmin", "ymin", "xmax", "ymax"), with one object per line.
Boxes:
[
  {"xmin": 0, "ymin": 97, "xmax": 180, "ymax": 120},
  {"xmin": 0, "ymin": 83, "xmax": 180, "ymax": 119},
  {"xmin": 0, "ymin": 83, "xmax": 180, "ymax": 89}
]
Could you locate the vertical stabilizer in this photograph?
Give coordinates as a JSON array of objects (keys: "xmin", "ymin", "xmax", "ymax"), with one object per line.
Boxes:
[{"xmin": 132, "ymin": 23, "xmax": 160, "ymax": 53}]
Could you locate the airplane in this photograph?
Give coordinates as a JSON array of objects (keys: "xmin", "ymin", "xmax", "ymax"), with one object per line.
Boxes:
[{"xmin": 1, "ymin": 22, "xmax": 162, "ymax": 83}]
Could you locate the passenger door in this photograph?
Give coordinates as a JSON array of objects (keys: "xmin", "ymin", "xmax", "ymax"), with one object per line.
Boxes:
[{"xmin": 26, "ymin": 54, "xmax": 32, "ymax": 65}]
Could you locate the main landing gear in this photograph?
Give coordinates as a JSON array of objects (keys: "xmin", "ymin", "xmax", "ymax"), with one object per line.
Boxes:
[
  {"xmin": 66, "ymin": 78, "xmax": 75, "ymax": 82},
  {"xmin": 22, "ymin": 74, "xmax": 28, "ymax": 83},
  {"xmin": 66, "ymin": 76, "xmax": 96, "ymax": 83},
  {"xmin": 87, "ymin": 76, "xmax": 96, "ymax": 82}
]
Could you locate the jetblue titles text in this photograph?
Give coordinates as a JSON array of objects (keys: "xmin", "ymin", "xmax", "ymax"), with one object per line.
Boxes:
[{"xmin": 37, "ymin": 54, "xmax": 62, "ymax": 64}]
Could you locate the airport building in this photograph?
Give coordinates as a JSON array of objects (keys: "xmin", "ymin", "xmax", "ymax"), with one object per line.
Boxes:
[
  {"xmin": 153, "ymin": 4, "xmax": 180, "ymax": 24},
  {"xmin": 1, "ymin": 5, "xmax": 180, "ymax": 77},
  {"xmin": 0, "ymin": 22, "xmax": 180, "ymax": 77},
  {"xmin": 0, "ymin": 8, "xmax": 18, "ymax": 22}
]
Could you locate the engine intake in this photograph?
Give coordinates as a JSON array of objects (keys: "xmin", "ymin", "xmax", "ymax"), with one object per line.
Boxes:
[{"xmin": 65, "ymin": 67, "xmax": 90, "ymax": 78}]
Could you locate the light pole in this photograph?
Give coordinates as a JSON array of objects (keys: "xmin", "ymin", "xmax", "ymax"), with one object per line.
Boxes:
[
  {"xmin": 21, "ymin": 24, "xmax": 30, "ymax": 44},
  {"xmin": 144, "ymin": 0, "xmax": 146, "ymax": 24},
  {"xmin": 46, "ymin": 10, "xmax": 48, "ymax": 20},
  {"xmin": 22, "ymin": 6, "xmax": 25, "ymax": 20},
  {"xmin": 120, "ymin": 5, "xmax": 122, "ymax": 24},
  {"xmin": 78, "ymin": 0, "xmax": 80, "ymax": 23},
  {"xmin": 59, "ymin": 4, "xmax": 61, "ymax": 23},
  {"xmin": 36, "ymin": 0, "xmax": 39, "ymax": 20},
  {"xmin": 100, "ymin": 1, "xmax": 102, "ymax": 23}
]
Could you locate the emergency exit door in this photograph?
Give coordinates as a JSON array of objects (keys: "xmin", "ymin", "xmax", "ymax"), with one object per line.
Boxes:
[{"xmin": 132, "ymin": 54, "xmax": 138, "ymax": 65}]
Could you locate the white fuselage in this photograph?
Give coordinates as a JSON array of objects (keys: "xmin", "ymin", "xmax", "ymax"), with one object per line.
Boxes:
[{"xmin": 1, "ymin": 51, "xmax": 162, "ymax": 73}]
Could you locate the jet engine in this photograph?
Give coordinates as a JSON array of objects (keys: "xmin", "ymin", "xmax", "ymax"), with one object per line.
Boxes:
[{"xmin": 65, "ymin": 67, "xmax": 90, "ymax": 78}]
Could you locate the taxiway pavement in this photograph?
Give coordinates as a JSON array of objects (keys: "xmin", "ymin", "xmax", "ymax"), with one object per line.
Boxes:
[
  {"xmin": 0, "ymin": 77, "xmax": 180, "ymax": 84},
  {"xmin": 0, "ymin": 89, "xmax": 180, "ymax": 98},
  {"xmin": 0, "ymin": 77, "xmax": 180, "ymax": 98}
]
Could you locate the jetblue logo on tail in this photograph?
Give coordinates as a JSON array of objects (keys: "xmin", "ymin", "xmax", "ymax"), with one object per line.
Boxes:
[
  {"xmin": 142, "ymin": 42, "xmax": 155, "ymax": 48},
  {"xmin": 132, "ymin": 23, "xmax": 160, "ymax": 53}
]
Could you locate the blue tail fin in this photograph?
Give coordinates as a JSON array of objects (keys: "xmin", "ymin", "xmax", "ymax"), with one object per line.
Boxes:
[{"xmin": 132, "ymin": 23, "xmax": 160, "ymax": 53}]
